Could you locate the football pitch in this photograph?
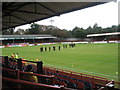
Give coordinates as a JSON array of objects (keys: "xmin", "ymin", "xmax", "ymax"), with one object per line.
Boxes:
[{"xmin": 1, "ymin": 43, "xmax": 119, "ymax": 81}]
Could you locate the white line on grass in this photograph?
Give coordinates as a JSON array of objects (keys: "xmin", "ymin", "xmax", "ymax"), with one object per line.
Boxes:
[{"xmin": 45, "ymin": 64, "xmax": 119, "ymax": 79}]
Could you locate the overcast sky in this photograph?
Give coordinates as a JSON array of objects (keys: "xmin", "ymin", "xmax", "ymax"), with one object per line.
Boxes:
[{"xmin": 15, "ymin": 1, "xmax": 118, "ymax": 31}]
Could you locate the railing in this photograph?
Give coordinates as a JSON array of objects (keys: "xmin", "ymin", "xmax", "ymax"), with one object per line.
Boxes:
[
  {"xmin": 1, "ymin": 56, "xmax": 120, "ymax": 89},
  {"xmin": 43, "ymin": 66, "xmax": 108, "ymax": 81},
  {"xmin": 43, "ymin": 66, "xmax": 111, "ymax": 89},
  {"xmin": 43, "ymin": 66, "xmax": 120, "ymax": 89},
  {"xmin": 2, "ymin": 77, "xmax": 69, "ymax": 90},
  {"xmin": 2, "ymin": 68, "xmax": 73, "ymax": 90},
  {"xmin": 2, "ymin": 68, "xmax": 55, "ymax": 85}
]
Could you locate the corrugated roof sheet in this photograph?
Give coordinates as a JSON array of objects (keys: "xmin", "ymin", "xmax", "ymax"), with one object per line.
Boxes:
[
  {"xmin": 2, "ymin": 2, "xmax": 105, "ymax": 30},
  {"xmin": 1, "ymin": 34, "xmax": 57, "ymax": 40}
]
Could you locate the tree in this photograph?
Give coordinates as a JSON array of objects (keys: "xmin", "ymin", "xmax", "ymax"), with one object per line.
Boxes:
[
  {"xmin": 118, "ymin": 24, "xmax": 120, "ymax": 32},
  {"xmin": 6, "ymin": 22, "xmax": 119, "ymax": 37},
  {"xmin": 104, "ymin": 27, "xmax": 112, "ymax": 33},
  {"xmin": 9, "ymin": 28, "xmax": 14, "ymax": 34},
  {"xmin": 86, "ymin": 26, "xmax": 93, "ymax": 34},
  {"xmin": 111, "ymin": 25, "xmax": 118, "ymax": 32},
  {"xmin": 28, "ymin": 23, "xmax": 40, "ymax": 34},
  {"xmin": 72, "ymin": 27, "xmax": 86, "ymax": 38},
  {"xmin": 92, "ymin": 23, "xmax": 99, "ymax": 34},
  {"xmin": 2, "ymin": 28, "xmax": 14, "ymax": 35}
]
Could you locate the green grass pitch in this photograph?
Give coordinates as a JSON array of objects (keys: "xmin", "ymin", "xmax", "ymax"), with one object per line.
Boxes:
[{"xmin": 1, "ymin": 43, "xmax": 118, "ymax": 81}]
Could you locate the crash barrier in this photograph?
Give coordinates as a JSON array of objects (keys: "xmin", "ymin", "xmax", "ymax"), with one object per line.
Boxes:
[
  {"xmin": 2, "ymin": 56, "xmax": 84, "ymax": 89},
  {"xmin": 2, "ymin": 68, "xmax": 75, "ymax": 90},
  {"xmin": 2, "ymin": 68, "xmax": 55, "ymax": 84},
  {"xmin": 43, "ymin": 67, "xmax": 120, "ymax": 89},
  {"xmin": 2, "ymin": 77, "xmax": 71, "ymax": 90},
  {"xmin": 43, "ymin": 66, "xmax": 108, "ymax": 89}
]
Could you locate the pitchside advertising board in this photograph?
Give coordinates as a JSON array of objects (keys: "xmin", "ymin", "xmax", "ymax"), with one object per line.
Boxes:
[{"xmin": 0, "ymin": 42, "xmax": 57, "ymax": 48}]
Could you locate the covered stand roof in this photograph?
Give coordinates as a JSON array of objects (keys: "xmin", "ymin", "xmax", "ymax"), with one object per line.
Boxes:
[
  {"xmin": 1, "ymin": 34, "xmax": 57, "ymax": 40},
  {"xmin": 2, "ymin": 2, "xmax": 105, "ymax": 30},
  {"xmin": 87, "ymin": 32, "xmax": 120, "ymax": 37}
]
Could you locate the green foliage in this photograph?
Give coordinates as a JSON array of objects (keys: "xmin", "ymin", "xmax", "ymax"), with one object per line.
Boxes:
[
  {"xmin": 2, "ymin": 28, "xmax": 14, "ymax": 35},
  {"xmin": 117, "ymin": 25, "xmax": 120, "ymax": 32},
  {"xmin": 28, "ymin": 23, "xmax": 40, "ymax": 34},
  {"xmin": 3, "ymin": 23, "xmax": 120, "ymax": 38},
  {"xmin": 71, "ymin": 24, "xmax": 119, "ymax": 38},
  {"xmin": 72, "ymin": 27, "xmax": 87, "ymax": 38}
]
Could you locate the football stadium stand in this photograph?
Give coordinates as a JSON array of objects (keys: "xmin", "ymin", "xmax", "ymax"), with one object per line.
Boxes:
[
  {"xmin": 2, "ymin": 1, "xmax": 120, "ymax": 90},
  {"xmin": 87, "ymin": 32, "xmax": 120, "ymax": 43},
  {"xmin": 1, "ymin": 35, "xmax": 57, "ymax": 45}
]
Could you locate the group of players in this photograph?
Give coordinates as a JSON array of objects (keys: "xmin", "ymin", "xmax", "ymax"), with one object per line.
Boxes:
[{"xmin": 40, "ymin": 43, "xmax": 76, "ymax": 52}]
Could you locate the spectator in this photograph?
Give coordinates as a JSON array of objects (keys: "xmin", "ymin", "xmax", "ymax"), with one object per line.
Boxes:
[
  {"xmin": 15, "ymin": 53, "xmax": 19, "ymax": 59},
  {"xmin": 11, "ymin": 53, "xmax": 16, "ymax": 62},
  {"xmin": 21, "ymin": 58, "xmax": 27, "ymax": 71},
  {"xmin": 11, "ymin": 53, "xmax": 15, "ymax": 58},
  {"xmin": 36, "ymin": 58, "xmax": 38, "ymax": 62},
  {"xmin": 23, "ymin": 65, "xmax": 38, "ymax": 82},
  {"xmin": 21, "ymin": 58, "xmax": 27, "ymax": 64}
]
